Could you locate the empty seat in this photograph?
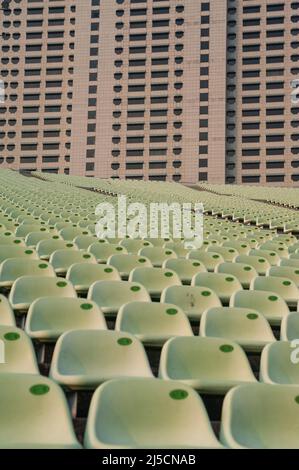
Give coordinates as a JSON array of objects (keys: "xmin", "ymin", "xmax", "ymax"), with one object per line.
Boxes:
[
  {"xmin": 0, "ymin": 374, "xmax": 81, "ymax": 448},
  {"xmin": 129, "ymin": 267, "xmax": 181, "ymax": 299},
  {"xmin": 73, "ymin": 235, "xmax": 98, "ymax": 250},
  {"xmin": 187, "ymin": 251, "xmax": 224, "ymax": 272},
  {"xmin": 249, "ymin": 248, "xmax": 280, "ymax": 266},
  {"xmin": 66, "ymin": 262, "xmax": 120, "ymax": 293},
  {"xmin": 0, "ymin": 294, "xmax": 15, "ymax": 326},
  {"xmin": 251, "ymin": 276, "xmax": 299, "ymax": 307},
  {"xmin": 88, "ymin": 280, "xmax": 151, "ymax": 315},
  {"xmin": 222, "ymin": 241, "xmax": 251, "ymax": 255},
  {"xmin": 192, "ymin": 272, "xmax": 242, "ymax": 304},
  {"xmin": 220, "ymin": 383, "xmax": 299, "ymax": 449},
  {"xmin": 36, "ymin": 239, "xmax": 77, "ymax": 260},
  {"xmin": 260, "ymin": 341, "xmax": 299, "ymax": 385},
  {"xmin": 25, "ymin": 298, "xmax": 106, "ymax": 342},
  {"xmin": 88, "ymin": 242, "xmax": 127, "ymax": 263},
  {"xmin": 0, "ymin": 245, "xmax": 39, "ymax": 264},
  {"xmin": 280, "ymin": 312, "xmax": 299, "ymax": 341},
  {"xmin": 0, "ymin": 236, "xmax": 25, "ymax": 246},
  {"xmin": 163, "ymin": 258, "xmax": 207, "ymax": 285},
  {"xmin": 116, "ymin": 301, "xmax": 193, "ymax": 346},
  {"xmin": 0, "ymin": 326, "xmax": 39, "ymax": 374},
  {"xmin": 108, "ymin": 254, "xmax": 152, "ymax": 279},
  {"xmin": 216, "ymin": 262, "xmax": 258, "ymax": 289},
  {"xmin": 235, "ymin": 254, "xmax": 271, "ymax": 276},
  {"xmin": 84, "ymin": 378, "xmax": 222, "ymax": 449},
  {"xmin": 207, "ymin": 245, "xmax": 239, "ymax": 262},
  {"xmin": 280, "ymin": 258, "xmax": 299, "ymax": 269},
  {"xmin": 59, "ymin": 227, "xmax": 90, "ymax": 241},
  {"xmin": 49, "ymin": 249, "xmax": 97, "ymax": 275},
  {"xmin": 159, "ymin": 337, "xmax": 256, "ymax": 394},
  {"xmin": 50, "ymin": 330, "xmax": 153, "ymax": 389},
  {"xmin": 231, "ymin": 289, "xmax": 289, "ymax": 326},
  {"xmin": 259, "ymin": 242, "xmax": 289, "ymax": 259},
  {"xmin": 161, "ymin": 285, "xmax": 221, "ymax": 320},
  {"xmin": 9, "ymin": 276, "xmax": 77, "ymax": 311},
  {"xmin": 200, "ymin": 307, "xmax": 275, "ymax": 352},
  {"xmin": 0, "ymin": 259, "xmax": 55, "ymax": 288},
  {"xmin": 25, "ymin": 231, "xmax": 59, "ymax": 248},
  {"xmin": 119, "ymin": 238, "xmax": 153, "ymax": 254},
  {"xmin": 138, "ymin": 247, "xmax": 177, "ymax": 267},
  {"xmin": 268, "ymin": 266, "xmax": 299, "ymax": 288},
  {"xmin": 15, "ymin": 224, "xmax": 49, "ymax": 238}
]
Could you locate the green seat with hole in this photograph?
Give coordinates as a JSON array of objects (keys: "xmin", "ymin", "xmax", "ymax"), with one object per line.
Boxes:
[
  {"xmin": 88, "ymin": 280, "xmax": 151, "ymax": 315},
  {"xmin": 0, "ymin": 326, "xmax": 39, "ymax": 374},
  {"xmin": 108, "ymin": 254, "xmax": 152, "ymax": 279},
  {"xmin": 84, "ymin": 378, "xmax": 223, "ymax": 449},
  {"xmin": 66, "ymin": 262, "xmax": 121, "ymax": 293},
  {"xmin": 0, "ymin": 374, "xmax": 81, "ymax": 448},
  {"xmin": 50, "ymin": 330, "xmax": 153, "ymax": 389},
  {"xmin": 73, "ymin": 235, "xmax": 98, "ymax": 250},
  {"xmin": 0, "ymin": 294, "xmax": 15, "ymax": 326},
  {"xmin": 220, "ymin": 383, "xmax": 299, "ymax": 449},
  {"xmin": 49, "ymin": 249, "xmax": 97, "ymax": 275},
  {"xmin": 163, "ymin": 258, "xmax": 207, "ymax": 285},
  {"xmin": 25, "ymin": 231, "xmax": 60, "ymax": 248},
  {"xmin": 268, "ymin": 266, "xmax": 299, "ymax": 288},
  {"xmin": 200, "ymin": 307, "xmax": 275, "ymax": 352},
  {"xmin": 116, "ymin": 301, "xmax": 193, "ymax": 346},
  {"xmin": 216, "ymin": 262, "xmax": 258, "ymax": 289},
  {"xmin": 0, "ymin": 259, "xmax": 55, "ymax": 288},
  {"xmin": 259, "ymin": 241, "xmax": 289, "ymax": 259},
  {"xmin": 251, "ymin": 275, "xmax": 299, "ymax": 307},
  {"xmin": 249, "ymin": 248, "xmax": 280, "ymax": 266},
  {"xmin": 129, "ymin": 267, "xmax": 181, "ymax": 299},
  {"xmin": 88, "ymin": 242, "xmax": 127, "ymax": 263},
  {"xmin": 15, "ymin": 224, "xmax": 49, "ymax": 238},
  {"xmin": 192, "ymin": 272, "xmax": 242, "ymax": 304},
  {"xmin": 231, "ymin": 289, "xmax": 289, "ymax": 325},
  {"xmin": 187, "ymin": 251, "xmax": 224, "ymax": 272},
  {"xmin": 0, "ymin": 235, "xmax": 25, "ymax": 246},
  {"xmin": 222, "ymin": 241, "xmax": 251, "ymax": 255},
  {"xmin": 36, "ymin": 238, "xmax": 77, "ymax": 260},
  {"xmin": 0, "ymin": 245, "xmax": 39, "ymax": 264},
  {"xmin": 9, "ymin": 276, "xmax": 77, "ymax": 311},
  {"xmin": 25, "ymin": 298, "xmax": 106, "ymax": 342},
  {"xmin": 119, "ymin": 238, "xmax": 153, "ymax": 254},
  {"xmin": 161, "ymin": 285, "xmax": 221, "ymax": 320},
  {"xmin": 235, "ymin": 254, "xmax": 271, "ymax": 275},
  {"xmin": 159, "ymin": 337, "xmax": 256, "ymax": 394},
  {"xmin": 59, "ymin": 227, "xmax": 91, "ymax": 241},
  {"xmin": 207, "ymin": 245, "xmax": 239, "ymax": 262},
  {"xmin": 260, "ymin": 341, "xmax": 299, "ymax": 385}
]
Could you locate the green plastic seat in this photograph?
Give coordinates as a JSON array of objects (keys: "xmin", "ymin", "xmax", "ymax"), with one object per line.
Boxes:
[
  {"xmin": 116, "ymin": 301, "xmax": 193, "ymax": 346},
  {"xmin": 138, "ymin": 246, "xmax": 177, "ymax": 267},
  {"xmin": 88, "ymin": 242, "xmax": 127, "ymax": 263},
  {"xmin": 143, "ymin": 237, "xmax": 172, "ymax": 247},
  {"xmin": 88, "ymin": 280, "xmax": 151, "ymax": 315},
  {"xmin": 251, "ymin": 275, "xmax": 299, "ymax": 307},
  {"xmin": 84, "ymin": 378, "xmax": 222, "ymax": 449},
  {"xmin": 159, "ymin": 337, "xmax": 256, "ymax": 393},
  {"xmin": 163, "ymin": 258, "xmax": 207, "ymax": 285},
  {"xmin": 73, "ymin": 235, "xmax": 98, "ymax": 250},
  {"xmin": 235, "ymin": 254, "xmax": 271, "ymax": 275},
  {"xmin": 0, "ymin": 325, "xmax": 39, "ymax": 374},
  {"xmin": 161, "ymin": 285, "xmax": 221, "ymax": 320},
  {"xmin": 50, "ymin": 330, "xmax": 153, "ymax": 389},
  {"xmin": 0, "ymin": 294, "xmax": 15, "ymax": 326},
  {"xmin": 280, "ymin": 258, "xmax": 299, "ymax": 269},
  {"xmin": 66, "ymin": 262, "xmax": 121, "ymax": 293},
  {"xmin": 220, "ymin": 383, "xmax": 299, "ymax": 449},
  {"xmin": 25, "ymin": 231, "xmax": 60, "ymax": 247},
  {"xmin": 200, "ymin": 307, "xmax": 276, "ymax": 352},
  {"xmin": 216, "ymin": 262, "xmax": 258, "ymax": 289},
  {"xmin": 260, "ymin": 341, "xmax": 299, "ymax": 385},
  {"xmin": 163, "ymin": 241, "xmax": 190, "ymax": 258},
  {"xmin": 231, "ymin": 289, "xmax": 289, "ymax": 325},
  {"xmin": 187, "ymin": 250, "xmax": 224, "ymax": 272},
  {"xmin": 15, "ymin": 224, "xmax": 49, "ymax": 238},
  {"xmin": 25, "ymin": 298, "xmax": 106, "ymax": 342},
  {"xmin": 9, "ymin": 276, "xmax": 77, "ymax": 311},
  {"xmin": 0, "ymin": 374, "xmax": 81, "ymax": 448},
  {"xmin": 192, "ymin": 272, "xmax": 242, "ymax": 304},
  {"xmin": 280, "ymin": 312, "xmax": 299, "ymax": 341},
  {"xmin": 222, "ymin": 241, "xmax": 251, "ymax": 255},
  {"xmin": 49, "ymin": 249, "xmax": 97, "ymax": 275},
  {"xmin": 0, "ymin": 259, "xmax": 55, "ymax": 288},
  {"xmin": 36, "ymin": 238, "xmax": 78, "ymax": 260},
  {"xmin": 108, "ymin": 254, "xmax": 152, "ymax": 279},
  {"xmin": 119, "ymin": 238, "xmax": 153, "ymax": 254},
  {"xmin": 0, "ymin": 245, "xmax": 39, "ymax": 264},
  {"xmin": 249, "ymin": 248, "xmax": 280, "ymax": 266},
  {"xmin": 268, "ymin": 266, "xmax": 299, "ymax": 287},
  {"xmin": 207, "ymin": 245, "xmax": 239, "ymax": 262},
  {"xmin": 259, "ymin": 241, "xmax": 289, "ymax": 259},
  {"xmin": 129, "ymin": 267, "xmax": 181, "ymax": 299},
  {"xmin": 0, "ymin": 235, "xmax": 25, "ymax": 246}
]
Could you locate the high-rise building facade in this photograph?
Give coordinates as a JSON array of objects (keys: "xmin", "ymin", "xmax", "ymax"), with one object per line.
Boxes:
[{"xmin": 0, "ymin": 0, "xmax": 298, "ymax": 186}]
